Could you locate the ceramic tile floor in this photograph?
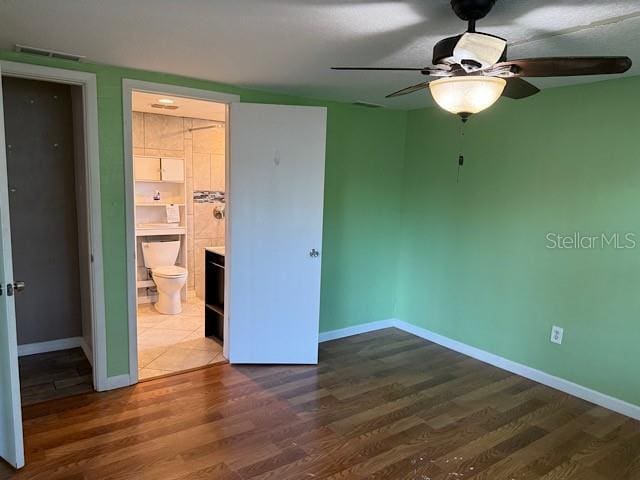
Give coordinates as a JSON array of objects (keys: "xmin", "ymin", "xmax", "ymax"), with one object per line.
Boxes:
[{"xmin": 137, "ymin": 296, "xmax": 225, "ymax": 380}]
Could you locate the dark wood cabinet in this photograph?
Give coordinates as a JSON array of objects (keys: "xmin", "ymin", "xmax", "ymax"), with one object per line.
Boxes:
[{"xmin": 205, "ymin": 250, "xmax": 224, "ymax": 344}]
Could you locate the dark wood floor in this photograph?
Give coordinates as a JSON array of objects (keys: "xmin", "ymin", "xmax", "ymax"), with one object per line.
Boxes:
[
  {"xmin": 2, "ymin": 328, "xmax": 639, "ymax": 479},
  {"xmin": 18, "ymin": 348, "xmax": 93, "ymax": 406}
]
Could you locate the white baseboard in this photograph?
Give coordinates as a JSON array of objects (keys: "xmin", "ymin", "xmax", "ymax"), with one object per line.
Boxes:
[
  {"xmin": 18, "ymin": 336, "xmax": 82, "ymax": 357},
  {"xmin": 319, "ymin": 318, "xmax": 640, "ymax": 421},
  {"xmin": 319, "ymin": 319, "xmax": 396, "ymax": 343},
  {"xmin": 80, "ymin": 337, "xmax": 93, "ymax": 366},
  {"xmin": 104, "ymin": 374, "xmax": 131, "ymax": 391}
]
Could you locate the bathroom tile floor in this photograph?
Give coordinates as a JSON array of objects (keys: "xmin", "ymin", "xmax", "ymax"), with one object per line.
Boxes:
[{"xmin": 137, "ymin": 296, "xmax": 226, "ymax": 380}]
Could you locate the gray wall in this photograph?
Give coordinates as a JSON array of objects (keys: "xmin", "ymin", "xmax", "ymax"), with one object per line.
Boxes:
[{"xmin": 2, "ymin": 76, "xmax": 82, "ymax": 345}]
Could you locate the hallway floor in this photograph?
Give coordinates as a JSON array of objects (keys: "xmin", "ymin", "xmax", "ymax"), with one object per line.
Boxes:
[
  {"xmin": 137, "ymin": 296, "xmax": 225, "ymax": 380},
  {"xmin": 18, "ymin": 348, "xmax": 93, "ymax": 405}
]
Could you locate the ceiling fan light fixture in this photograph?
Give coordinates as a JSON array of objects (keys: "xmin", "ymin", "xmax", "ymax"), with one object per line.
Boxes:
[{"xmin": 429, "ymin": 76, "xmax": 506, "ymax": 116}]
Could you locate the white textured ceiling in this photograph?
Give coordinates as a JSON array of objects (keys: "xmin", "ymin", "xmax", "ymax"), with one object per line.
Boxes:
[{"xmin": 1, "ymin": 0, "xmax": 640, "ymax": 109}]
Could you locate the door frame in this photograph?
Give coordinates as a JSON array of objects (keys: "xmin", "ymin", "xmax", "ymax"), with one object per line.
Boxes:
[
  {"xmin": 0, "ymin": 61, "xmax": 107, "ymax": 391},
  {"xmin": 122, "ymin": 79, "xmax": 239, "ymax": 385}
]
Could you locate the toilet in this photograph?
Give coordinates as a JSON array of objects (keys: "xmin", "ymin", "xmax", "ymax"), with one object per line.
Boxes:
[{"xmin": 141, "ymin": 240, "xmax": 188, "ymax": 314}]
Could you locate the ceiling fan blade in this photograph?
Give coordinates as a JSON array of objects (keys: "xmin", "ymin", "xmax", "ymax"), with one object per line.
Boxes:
[
  {"xmin": 332, "ymin": 66, "xmax": 426, "ymax": 71},
  {"xmin": 493, "ymin": 56, "xmax": 632, "ymax": 77},
  {"xmin": 502, "ymin": 78, "xmax": 540, "ymax": 99},
  {"xmin": 386, "ymin": 81, "xmax": 430, "ymax": 98}
]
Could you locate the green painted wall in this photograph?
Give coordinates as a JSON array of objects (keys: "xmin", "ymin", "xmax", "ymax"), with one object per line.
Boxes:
[
  {"xmin": 4, "ymin": 49, "xmax": 637, "ymax": 408},
  {"xmin": 0, "ymin": 51, "xmax": 407, "ymax": 377},
  {"xmin": 397, "ymin": 76, "xmax": 640, "ymax": 406}
]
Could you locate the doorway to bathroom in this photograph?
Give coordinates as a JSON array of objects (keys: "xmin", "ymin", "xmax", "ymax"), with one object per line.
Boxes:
[
  {"xmin": 128, "ymin": 90, "xmax": 230, "ymax": 380},
  {"xmin": 124, "ymin": 79, "xmax": 327, "ymax": 389}
]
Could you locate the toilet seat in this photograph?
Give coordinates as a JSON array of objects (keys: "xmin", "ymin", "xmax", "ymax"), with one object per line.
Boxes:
[{"xmin": 153, "ymin": 265, "xmax": 187, "ymax": 278}]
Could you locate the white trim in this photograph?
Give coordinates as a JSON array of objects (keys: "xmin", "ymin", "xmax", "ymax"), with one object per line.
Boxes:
[
  {"xmin": 318, "ymin": 319, "xmax": 397, "ymax": 343},
  {"xmin": 394, "ymin": 320, "xmax": 640, "ymax": 421},
  {"xmin": 223, "ymin": 104, "xmax": 230, "ymax": 361},
  {"xmin": 0, "ymin": 63, "xmax": 24, "ymax": 467},
  {"xmin": 17, "ymin": 337, "xmax": 82, "ymax": 357},
  {"xmin": 0, "ymin": 62, "xmax": 95, "ymax": 86},
  {"xmin": 105, "ymin": 374, "xmax": 131, "ymax": 390},
  {"xmin": 122, "ymin": 79, "xmax": 240, "ymax": 387},
  {"xmin": 318, "ymin": 318, "xmax": 640, "ymax": 421},
  {"xmin": 0, "ymin": 61, "xmax": 107, "ymax": 393},
  {"xmin": 80, "ymin": 337, "xmax": 93, "ymax": 366}
]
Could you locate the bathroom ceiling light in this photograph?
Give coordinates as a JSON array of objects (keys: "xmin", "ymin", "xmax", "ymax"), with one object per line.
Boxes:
[
  {"xmin": 428, "ymin": 76, "xmax": 506, "ymax": 118},
  {"xmin": 151, "ymin": 98, "xmax": 179, "ymax": 110},
  {"xmin": 151, "ymin": 103, "xmax": 179, "ymax": 110}
]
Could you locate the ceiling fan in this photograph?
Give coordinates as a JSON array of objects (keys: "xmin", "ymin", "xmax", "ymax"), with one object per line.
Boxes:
[{"xmin": 332, "ymin": 0, "xmax": 632, "ymax": 120}]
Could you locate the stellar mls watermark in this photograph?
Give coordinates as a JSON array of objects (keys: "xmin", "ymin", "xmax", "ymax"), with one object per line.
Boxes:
[{"xmin": 546, "ymin": 232, "xmax": 637, "ymax": 250}]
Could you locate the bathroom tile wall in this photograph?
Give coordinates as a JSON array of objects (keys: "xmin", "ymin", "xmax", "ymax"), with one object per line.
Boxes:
[{"xmin": 132, "ymin": 111, "xmax": 225, "ymax": 298}]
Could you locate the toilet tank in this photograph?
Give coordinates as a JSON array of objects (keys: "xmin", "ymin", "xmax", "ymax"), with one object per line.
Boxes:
[{"xmin": 141, "ymin": 240, "xmax": 181, "ymax": 269}]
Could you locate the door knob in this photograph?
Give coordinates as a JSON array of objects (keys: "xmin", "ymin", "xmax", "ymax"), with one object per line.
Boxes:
[{"xmin": 309, "ymin": 249, "xmax": 320, "ymax": 258}]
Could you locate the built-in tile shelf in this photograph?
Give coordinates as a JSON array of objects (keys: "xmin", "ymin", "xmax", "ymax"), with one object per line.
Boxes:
[
  {"xmin": 135, "ymin": 202, "xmax": 185, "ymax": 207},
  {"xmin": 134, "ymin": 153, "xmax": 188, "ymax": 304}
]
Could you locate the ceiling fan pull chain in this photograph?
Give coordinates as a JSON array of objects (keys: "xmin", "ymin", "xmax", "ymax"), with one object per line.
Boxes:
[{"xmin": 457, "ymin": 119, "xmax": 466, "ymax": 183}]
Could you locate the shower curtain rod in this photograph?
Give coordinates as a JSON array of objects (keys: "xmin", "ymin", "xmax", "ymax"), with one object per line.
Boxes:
[{"xmin": 188, "ymin": 121, "xmax": 225, "ymax": 132}]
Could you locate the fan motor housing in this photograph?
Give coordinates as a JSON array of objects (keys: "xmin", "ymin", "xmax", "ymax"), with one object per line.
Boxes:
[
  {"xmin": 450, "ymin": 0, "xmax": 497, "ymax": 21},
  {"xmin": 433, "ymin": 35, "xmax": 463, "ymax": 65},
  {"xmin": 432, "ymin": 33, "xmax": 507, "ymax": 67}
]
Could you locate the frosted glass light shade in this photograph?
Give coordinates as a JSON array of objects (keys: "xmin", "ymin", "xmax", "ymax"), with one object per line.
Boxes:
[{"xmin": 429, "ymin": 76, "xmax": 506, "ymax": 116}]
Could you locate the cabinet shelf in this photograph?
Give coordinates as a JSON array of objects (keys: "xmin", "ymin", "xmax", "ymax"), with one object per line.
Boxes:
[
  {"xmin": 206, "ymin": 303, "xmax": 224, "ymax": 316},
  {"xmin": 205, "ymin": 249, "xmax": 225, "ymax": 343},
  {"xmin": 136, "ymin": 202, "xmax": 185, "ymax": 207},
  {"xmin": 134, "ymin": 156, "xmax": 185, "ymax": 183},
  {"xmin": 135, "ymin": 179, "xmax": 185, "ymax": 184},
  {"xmin": 136, "ymin": 227, "xmax": 186, "ymax": 236},
  {"xmin": 137, "ymin": 279, "xmax": 155, "ymax": 289}
]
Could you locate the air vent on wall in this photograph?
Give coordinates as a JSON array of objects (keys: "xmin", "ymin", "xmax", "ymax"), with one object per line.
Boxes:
[
  {"xmin": 15, "ymin": 44, "xmax": 85, "ymax": 62},
  {"xmin": 352, "ymin": 101, "xmax": 383, "ymax": 108}
]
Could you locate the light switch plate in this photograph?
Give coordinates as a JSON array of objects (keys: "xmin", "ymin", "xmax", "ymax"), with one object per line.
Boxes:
[{"xmin": 550, "ymin": 325, "xmax": 564, "ymax": 345}]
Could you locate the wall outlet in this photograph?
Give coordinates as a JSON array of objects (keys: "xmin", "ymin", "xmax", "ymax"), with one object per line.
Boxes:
[{"xmin": 550, "ymin": 325, "xmax": 564, "ymax": 345}]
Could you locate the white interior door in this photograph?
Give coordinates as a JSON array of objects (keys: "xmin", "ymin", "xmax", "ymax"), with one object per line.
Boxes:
[
  {"xmin": 0, "ymin": 67, "xmax": 25, "ymax": 469},
  {"xmin": 228, "ymin": 103, "xmax": 326, "ymax": 364}
]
